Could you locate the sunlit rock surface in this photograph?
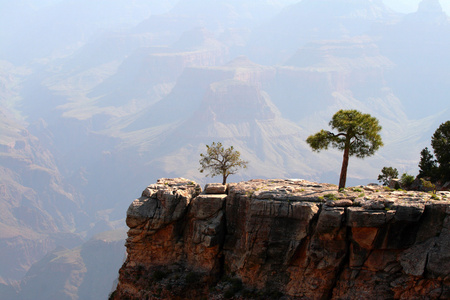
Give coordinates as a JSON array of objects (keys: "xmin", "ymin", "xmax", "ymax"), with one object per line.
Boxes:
[{"xmin": 112, "ymin": 178, "xmax": 450, "ymax": 299}]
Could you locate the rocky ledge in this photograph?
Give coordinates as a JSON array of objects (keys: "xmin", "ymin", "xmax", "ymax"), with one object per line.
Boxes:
[{"xmin": 111, "ymin": 178, "xmax": 450, "ymax": 299}]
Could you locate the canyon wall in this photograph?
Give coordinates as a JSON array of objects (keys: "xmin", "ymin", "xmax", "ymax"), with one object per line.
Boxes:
[{"xmin": 112, "ymin": 178, "xmax": 450, "ymax": 299}]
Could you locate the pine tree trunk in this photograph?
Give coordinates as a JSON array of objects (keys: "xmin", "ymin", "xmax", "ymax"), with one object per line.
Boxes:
[{"xmin": 339, "ymin": 146, "xmax": 350, "ymax": 189}]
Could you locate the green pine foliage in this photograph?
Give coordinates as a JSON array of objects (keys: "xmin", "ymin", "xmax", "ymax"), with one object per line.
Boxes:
[
  {"xmin": 431, "ymin": 121, "xmax": 450, "ymax": 182},
  {"xmin": 306, "ymin": 109, "xmax": 383, "ymax": 189},
  {"xmin": 400, "ymin": 173, "xmax": 415, "ymax": 188},
  {"xmin": 420, "ymin": 178, "xmax": 436, "ymax": 194},
  {"xmin": 418, "ymin": 147, "xmax": 438, "ymax": 180},
  {"xmin": 378, "ymin": 166, "xmax": 399, "ymax": 186}
]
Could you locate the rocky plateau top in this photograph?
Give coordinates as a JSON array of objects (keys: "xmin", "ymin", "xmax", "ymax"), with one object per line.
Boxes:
[{"xmin": 112, "ymin": 178, "xmax": 450, "ymax": 299}]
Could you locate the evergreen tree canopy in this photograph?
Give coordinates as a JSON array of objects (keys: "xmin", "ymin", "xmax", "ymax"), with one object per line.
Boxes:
[
  {"xmin": 431, "ymin": 121, "xmax": 450, "ymax": 181},
  {"xmin": 418, "ymin": 147, "xmax": 438, "ymax": 180},
  {"xmin": 378, "ymin": 166, "xmax": 398, "ymax": 186},
  {"xmin": 306, "ymin": 109, "xmax": 383, "ymax": 189}
]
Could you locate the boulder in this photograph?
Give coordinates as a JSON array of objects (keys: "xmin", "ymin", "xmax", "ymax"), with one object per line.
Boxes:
[{"xmin": 204, "ymin": 183, "xmax": 227, "ymax": 194}]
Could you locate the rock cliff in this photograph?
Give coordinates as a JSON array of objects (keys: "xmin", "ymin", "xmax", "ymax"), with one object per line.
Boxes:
[{"xmin": 113, "ymin": 177, "xmax": 450, "ymax": 299}]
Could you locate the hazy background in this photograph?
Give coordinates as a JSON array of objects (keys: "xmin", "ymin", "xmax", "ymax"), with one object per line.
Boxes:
[
  {"xmin": 385, "ymin": 0, "xmax": 450, "ymax": 13},
  {"xmin": 0, "ymin": 0, "xmax": 449, "ymax": 299}
]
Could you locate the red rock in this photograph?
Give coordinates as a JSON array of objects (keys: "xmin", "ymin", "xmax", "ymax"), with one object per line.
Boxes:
[{"xmin": 112, "ymin": 178, "xmax": 450, "ymax": 299}]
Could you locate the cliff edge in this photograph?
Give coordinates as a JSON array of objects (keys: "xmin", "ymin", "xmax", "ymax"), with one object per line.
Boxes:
[{"xmin": 111, "ymin": 178, "xmax": 450, "ymax": 299}]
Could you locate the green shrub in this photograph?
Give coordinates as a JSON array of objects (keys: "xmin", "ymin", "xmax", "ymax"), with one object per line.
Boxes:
[
  {"xmin": 420, "ymin": 178, "xmax": 436, "ymax": 194},
  {"xmin": 400, "ymin": 173, "xmax": 415, "ymax": 188},
  {"xmin": 430, "ymin": 193, "xmax": 440, "ymax": 200},
  {"xmin": 324, "ymin": 193, "xmax": 338, "ymax": 200},
  {"xmin": 338, "ymin": 188, "xmax": 347, "ymax": 195},
  {"xmin": 378, "ymin": 166, "xmax": 399, "ymax": 186}
]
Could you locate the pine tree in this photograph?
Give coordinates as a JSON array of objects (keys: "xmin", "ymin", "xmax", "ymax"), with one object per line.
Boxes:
[
  {"xmin": 306, "ymin": 109, "xmax": 383, "ymax": 189},
  {"xmin": 431, "ymin": 121, "xmax": 450, "ymax": 182},
  {"xmin": 418, "ymin": 147, "xmax": 437, "ymax": 180}
]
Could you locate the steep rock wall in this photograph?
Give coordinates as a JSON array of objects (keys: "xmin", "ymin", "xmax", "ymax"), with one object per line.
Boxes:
[{"xmin": 112, "ymin": 178, "xmax": 450, "ymax": 299}]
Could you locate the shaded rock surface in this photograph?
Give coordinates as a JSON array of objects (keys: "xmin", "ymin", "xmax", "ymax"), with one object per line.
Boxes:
[{"xmin": 112, "ymin": 178, "xmax": 450, "ymax": 299}]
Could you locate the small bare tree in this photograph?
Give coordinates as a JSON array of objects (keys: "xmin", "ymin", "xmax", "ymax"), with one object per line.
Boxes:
[{"xmin": 199, "ymin": 142, "xmax": 248, "ymax": 185}]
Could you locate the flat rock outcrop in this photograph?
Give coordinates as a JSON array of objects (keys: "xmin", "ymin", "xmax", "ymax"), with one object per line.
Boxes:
[{"xmin": 112, "ymin": 178, "xmax": 450, "ymax": 299}]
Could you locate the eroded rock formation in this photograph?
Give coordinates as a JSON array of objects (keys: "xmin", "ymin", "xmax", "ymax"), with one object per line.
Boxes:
[{"xmin": 112, "ymin": 178, "xmax": 450, "ymax": 299}]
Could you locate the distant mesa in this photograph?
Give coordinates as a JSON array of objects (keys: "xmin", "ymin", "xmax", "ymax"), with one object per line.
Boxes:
[
  {"xmin": 171, "ymin": 27, "xmax": 220, "ymax": 51},
  {"xmin": 225, "ymin": 55, "xmax": 262, "ymax": 69},
  {"xmin": 418, "ymin": 0, "xmax": 444, "ymax": 14}
]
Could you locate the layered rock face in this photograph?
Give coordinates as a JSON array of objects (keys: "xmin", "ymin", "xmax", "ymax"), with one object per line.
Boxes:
[{"xmin": 112, "ymin": 178, "xmax": 450, "ymax": 299}]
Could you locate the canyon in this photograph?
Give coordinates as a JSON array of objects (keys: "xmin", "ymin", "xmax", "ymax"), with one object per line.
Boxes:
[
  {"xmin": 1, "ymin": 1, "xmax": 450, "ymax": 298},
  {"xmin": 112, "ymin": 178, "xmax": 450, "ymax": 299}
]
